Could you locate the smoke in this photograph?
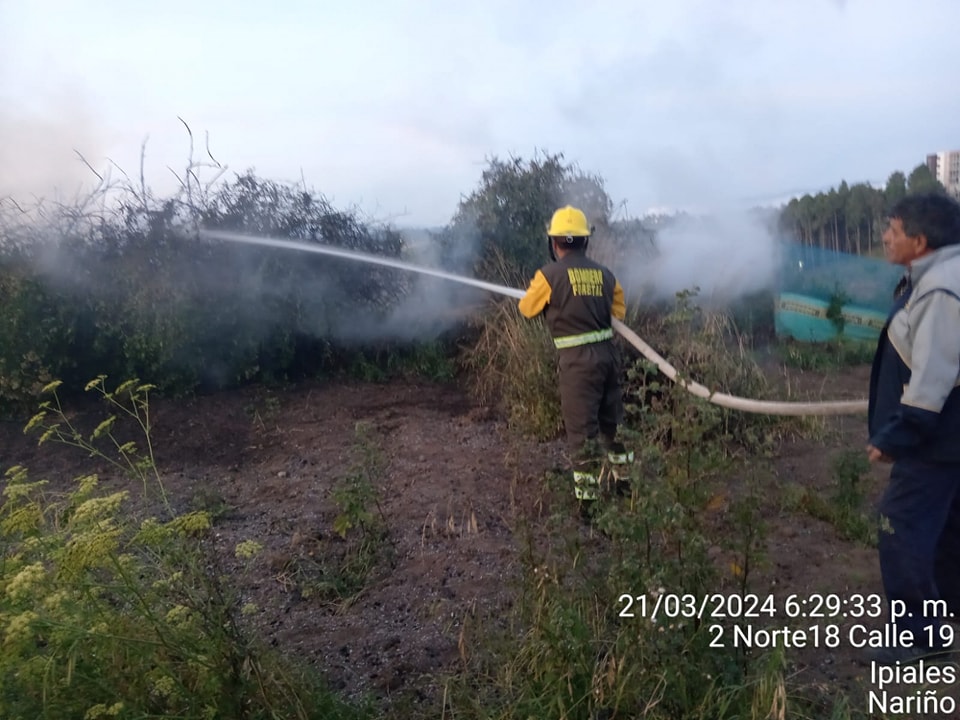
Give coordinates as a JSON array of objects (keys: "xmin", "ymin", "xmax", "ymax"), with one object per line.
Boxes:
[
  {"xmin": 389, "ymin": 230, "xmax": 487, "ymax": 337},
  {"xmin": 336, "ymin": 223, "xmax": 487, "ymax": 343},
  {"xmin": 242, "ymin": 225, "xmax": 491, "ymax": 347},
  {"xmin": 5, "ymin": 164, "xmax": 489, "ymax": 370},
  {"xmin": 365, "ymin": 273, "xmax": 487, "ymax": 342},
  {"xmin": 0, "ymin": 93, "xmax": 109, "ymax": 207},
  {"xmin": 195, "ymin": 225, "xmax": 488, "ymax": 349},
  {"xmin": 615, "ymin": 208, "xmax": 781, "ymax": 306}
]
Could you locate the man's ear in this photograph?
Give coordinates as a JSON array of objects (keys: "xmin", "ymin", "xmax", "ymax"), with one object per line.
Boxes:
[{"xmin": 915, "ymin": 233, "xmax": 930, "ymax": 254}]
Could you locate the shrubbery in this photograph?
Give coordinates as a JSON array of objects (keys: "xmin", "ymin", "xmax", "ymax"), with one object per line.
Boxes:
[{"xmin": 0, "ymin": 170, "xmax": 425, "ymax": 416}]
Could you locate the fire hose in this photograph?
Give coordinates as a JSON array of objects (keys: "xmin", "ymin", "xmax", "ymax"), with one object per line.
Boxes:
[
  {"xmin": 198, "ymin": 229, "xmax": 869, "ymax": 416},
  {"xmin": 610, "ymin": 317, "xmax": 866, "ymax": 415}
]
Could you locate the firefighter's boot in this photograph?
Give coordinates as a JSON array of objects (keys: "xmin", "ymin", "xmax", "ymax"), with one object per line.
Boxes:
[
  {"xmin": 573, "ymin": 467, "xmax": 600, "ymax": 501},
  {"xmin": 606, "ymin": 441, "xmax": 635, "ymax": 496},
  {"xmin": 572, "ymin": 442, "xmax": 602, "ymax": 523}
]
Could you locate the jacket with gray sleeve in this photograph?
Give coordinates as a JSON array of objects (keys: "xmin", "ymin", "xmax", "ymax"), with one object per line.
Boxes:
[{"xmin": 868, "ymin": 244, "xmax": 960, "ymax": 462}]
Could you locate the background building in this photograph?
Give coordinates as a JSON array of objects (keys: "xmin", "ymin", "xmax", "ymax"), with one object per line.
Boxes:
[{"xmin": 926, "ymin": 150, "xmax": 960, "ymax": 197}]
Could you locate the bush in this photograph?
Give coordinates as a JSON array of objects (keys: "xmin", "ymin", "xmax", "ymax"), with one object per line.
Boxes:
[
  {"xmin": 0, "ymin": 261, "xmax": 77, "ymax": 414},
  {"xmin": 0, "ymin": 148, "xmax": 623, "ymax": 417},
  {"xmin": 0, "ymin": 167, "xmax": 441, "ymax": 415}
]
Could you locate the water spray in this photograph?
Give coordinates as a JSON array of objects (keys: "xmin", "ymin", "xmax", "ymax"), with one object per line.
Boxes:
[{"xmin": 198, "ymin": 229, "xmax": 868, "ymax": 416}]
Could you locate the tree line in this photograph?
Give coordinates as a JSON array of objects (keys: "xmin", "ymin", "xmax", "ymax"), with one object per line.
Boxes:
[{"xmin": 777, "ymin": 163, "xmax": 947, "ymax": 255}]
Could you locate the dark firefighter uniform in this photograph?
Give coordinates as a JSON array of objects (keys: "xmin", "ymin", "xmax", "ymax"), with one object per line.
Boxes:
[
  {"xmin": 518, "ymin": 207, "xmax": 627, "ymax": 501},
  {"xmin": 868, "ymin": 242, "xmax": 960, "ymax": 652}
]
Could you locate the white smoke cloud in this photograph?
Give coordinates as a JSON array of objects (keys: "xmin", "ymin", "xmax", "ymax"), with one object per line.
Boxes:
[
  {"xmin": 617, "ymin": 209, "xmax": 780, "ymax": 305},
  {"xmin": 0, "ymin": 92, "xmax": 111, "ymax": 208},
  {"xmin": 374, "ymin": 225, "xmax": 487, "ymax": 341}
]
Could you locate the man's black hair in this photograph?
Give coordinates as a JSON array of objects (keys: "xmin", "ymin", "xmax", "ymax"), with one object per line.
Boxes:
[{"xmin": 888, "ymin": 193, "xmax": 960, "ymax": 249}]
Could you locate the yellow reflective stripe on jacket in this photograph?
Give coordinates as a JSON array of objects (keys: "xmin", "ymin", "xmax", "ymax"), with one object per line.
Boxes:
[{"xmin": 553, "ymin": 327, "xmax": 614, "ymax": 349}]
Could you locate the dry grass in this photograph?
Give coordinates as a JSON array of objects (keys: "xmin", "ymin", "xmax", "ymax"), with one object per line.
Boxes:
[{"xmin": 461, "ymin": 297, "xmax": 563, "ymax": 441}]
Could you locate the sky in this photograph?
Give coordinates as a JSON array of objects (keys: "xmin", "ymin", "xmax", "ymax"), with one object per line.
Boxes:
[{"xmin": 1, "ymin": 0, "xmax": 958, "ymax": 228}]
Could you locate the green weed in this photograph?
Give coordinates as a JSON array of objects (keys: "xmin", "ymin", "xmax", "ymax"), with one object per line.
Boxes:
[
  {"xmin": 274, "ymin": 421, "xmax": 392, "ymax": 606},
  {"xmin": 787, "ymin": 449, "xmax": 876, "ymax": 546},
  {"xmin": 624, "ymin": 289, "xmax": 783, "ymax": 458},
  {"xmin": 1, "ymin": 377, "xmax": 371, "ymax": 719},
  {"xmin": 245, "ymin": 389, "xmax": 282, "ymax": 430}
]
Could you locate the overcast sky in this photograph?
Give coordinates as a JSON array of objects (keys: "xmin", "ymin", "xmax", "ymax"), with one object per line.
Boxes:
[{"xmin": 2, "ymin": 0, "xmax": 958, "ymax": 227}]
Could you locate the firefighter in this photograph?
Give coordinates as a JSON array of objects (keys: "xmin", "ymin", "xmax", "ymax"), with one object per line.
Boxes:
[{"xmin": 518, "ymin": 205, "xmax": 630, "ymax": 517}]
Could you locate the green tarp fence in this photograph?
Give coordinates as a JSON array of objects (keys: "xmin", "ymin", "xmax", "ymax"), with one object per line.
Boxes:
[{"xmin": 775, "ymin": 243, "xmax": 902, "ymax": 343}]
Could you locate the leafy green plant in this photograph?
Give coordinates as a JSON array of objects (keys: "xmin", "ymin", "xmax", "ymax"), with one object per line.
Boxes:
[
  {"xmin": 385, "ymin": 340, "xmax": 458, "ymax": 381},
  {"xmin": 332, "ymin": 423, "xmax": 384, "ymax": 540},
  {"xmin": 0, "ymin": 268, "xmax": 72, "ymax": 416},
  {"xmin": 624, "ymin": 289, "xmax": 781, "ymax": 457},
  {"xmin": 827, "ymin": 450, "xmax": 876, "ymax": 545},
  {"xmin": 442, "ymin": 152, "xmax": 613, "ymax": 285},
  {"xmin": 726, "ymin": 474, "xmax": 770, "ymax": 602}
]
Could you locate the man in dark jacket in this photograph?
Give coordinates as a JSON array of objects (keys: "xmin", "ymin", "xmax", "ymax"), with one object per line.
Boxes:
[
  {"xmin": 866, "ymin": 193, "xmax": 960, "ymax": 664},
  {"xmin": 518, "ymin": 206, "xmax": 628, "ymax": 513}
]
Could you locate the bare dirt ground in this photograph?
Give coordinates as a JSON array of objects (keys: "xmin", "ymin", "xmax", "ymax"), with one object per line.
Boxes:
[{"xmin": 2, "ymin": 362, "xmax": 954, "ymax": 717}]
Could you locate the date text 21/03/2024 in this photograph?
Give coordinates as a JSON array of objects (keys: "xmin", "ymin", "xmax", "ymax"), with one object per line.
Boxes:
[{"xmin": 616, "ymin": 592, "xmax": 888, "ymax": 622}]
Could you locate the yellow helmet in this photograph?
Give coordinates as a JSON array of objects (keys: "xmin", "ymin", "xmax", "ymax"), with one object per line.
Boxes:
[{"xmin": 547, "ymin": 205, "xmax": 591, "ymax": 239}]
